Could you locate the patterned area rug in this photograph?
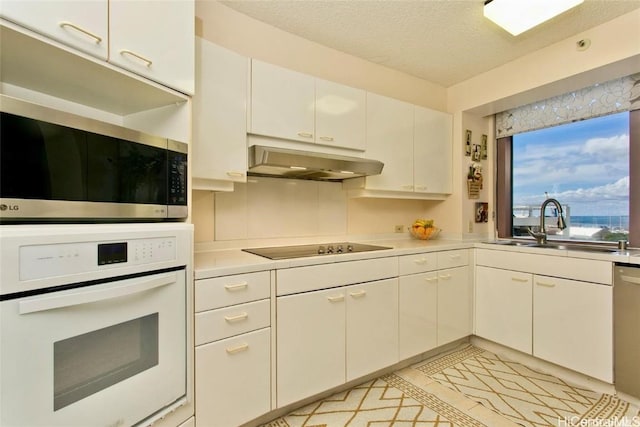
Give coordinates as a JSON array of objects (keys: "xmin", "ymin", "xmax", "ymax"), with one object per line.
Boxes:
[
  {"xmin": 263, "ymin": 345, "xmax": 639, "ymax": 427},
  {"xmin": 262, "ymin": 375, "xmax": 489, "ymax": 427},
  {"xmin": 414, "ymin": 345, "xmax": 640, "ymax": 427}
]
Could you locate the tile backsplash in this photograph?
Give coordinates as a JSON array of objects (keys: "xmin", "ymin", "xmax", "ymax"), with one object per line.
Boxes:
[{"xmin": 214, "ymin": 177, "xmax": 347, "ymax": 240}]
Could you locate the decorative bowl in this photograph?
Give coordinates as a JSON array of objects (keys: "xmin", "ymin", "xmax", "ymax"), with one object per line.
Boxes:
[{"xmin": 409, "ymin": 226, "xmax": 441, "ymax": 240}]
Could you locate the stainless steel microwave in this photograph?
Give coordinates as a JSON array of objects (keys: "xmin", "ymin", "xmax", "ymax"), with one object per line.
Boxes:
[{"xmin": 0, "ymin": 96, "xmax": 187, "ymax": 222}]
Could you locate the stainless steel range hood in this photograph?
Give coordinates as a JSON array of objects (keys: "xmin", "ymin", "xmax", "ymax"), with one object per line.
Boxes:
[{"xmin": 248, "ymin": 145, "xmax": 384, "ymax": 181}]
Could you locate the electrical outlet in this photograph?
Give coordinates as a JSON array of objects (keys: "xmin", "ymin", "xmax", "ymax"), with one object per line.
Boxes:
[
  {"xmin": 394, "ymin": 225, "xmax": 404, "ymax": 233},
  {"xmin": 468, "ymin": 220, "xmax": 474, "ymax": 233}
]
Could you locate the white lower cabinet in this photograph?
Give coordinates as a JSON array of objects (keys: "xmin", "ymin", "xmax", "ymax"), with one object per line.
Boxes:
[
  {"xmin": 195, "ymin": 328, "xmax": 271, "ymax": 427},
  {"xmin": 194, "ymin": 271, "xmax": 271, "ymax": 427},
  {"xmin": 475, "ymin": 266, "xmax": 532, "ymax": 354},
  {"xmin": 276, "ymin": 287, "xmax": 346, "ymax": 408},
  {"xmin": 346, "ymin": 279, "xmax": 399, "ymax": 381},
  {"xmin": 276, "ymin": 277, "xmax": 398, "ymax": 407},
  {"xmin": 399, "ymin": 272, "xmax": 438, "ymax": 359},
  {"xmin": 437, "ymin": 266, "xmax": 472, "ymax": 345},
  {"xmin": 533, "ymin": 275, "xmax": 613, "ymax": 383}
]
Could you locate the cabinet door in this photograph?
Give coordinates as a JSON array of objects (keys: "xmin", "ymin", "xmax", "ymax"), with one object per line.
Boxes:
[
  {"xmin": 1, "ymin": 0, "xmax": 108, "ymax": 59},
  {"xmin": 437, "ymin": 266, "xmax": 471, "ymax": 345},
  {"xmin": 193, "ymin": 38, "xmax": 248, "ymax": 185},
  {"xmin": 346, "ymin": 278, "xmax": 398, "ymax": 381},
  {"xmin": 277, "ymin": 288, "xmax": 346, "ymax": 407},
  {"xmin": 475, "ymin": 266, "xmax": 532, "ymax": 354},
  {"xmin": 399, "ymin": 273, "xmax": 437, "ymax": 360},
  {"xmin": 315, "ymin": 79, "xmax": 366, "ymax": 151},
  {"xmin": 109, "ymin": 0, "xmax": 194, "ymax": 94},
  {"xmin": 533, "ymin": 275, "xmax": 613, "ymax": 382},
  {"xmin": 364, "ymin": 93, "xmax": 414, "ymax": 192},
  {"xmin": 195, "ymin": 328, "xmax": 271, "ymax": 427},
  {"xmin": 250, "ymin": 60, "xmax": 315, "ymax": 143},
  {"xmin": 414, "ymin": 106, "xmax": 453, "ymax": 194}
]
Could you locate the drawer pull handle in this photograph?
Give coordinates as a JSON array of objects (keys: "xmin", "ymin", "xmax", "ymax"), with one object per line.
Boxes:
[
  {"xmin": 424, "ymin": 277, "xmax": 438, "ymax": 283},
  {"xmin": 439, "ymin": 274, "xmax": 452, "ymax": 280},
  {"xmin": 402, "ymin": 185, "xmax": 414, "ymax": 190},
  {"xmin": 226, "ymin": 343, "xmax": 249, "ymax": 354},
  {"xmin": 319, "ymin": 136, "xmax": 334, "ymax": 142},
  {"xmin": 224, "ymin": 282, "xmax": 248, "ymax": 291},
  {"xmin": 120, "ymin": 49, "xmax": 153, "ymax": 67},
  {"xmin": 59, "ymin": 21, "xmax": 102, "ymax": 43},
  {"xmin": 414, "ymin": 258, "xmax": 429, "ymax": 265},
  {"xmin": 327, "ymin": 294, "xmax": 345, "ymax": 302},
  {"xmin": 297, "ymin": 132, "xmax": 313, "ymax": 138},
  {"xmin": 511, "ymin": 277, "xmax": 529, "ymax": 283},
  {"xmin": 449, "ymin": 254, "xmax": 461, "ymax": 259},
  {"xmin": 224, "ymin": 312, "xmax": 248, "ymax": 322},
  {"xmin": 350, "ymin": 290, "xmax": 367, "ymax": 298},
  {"xmin": 536, "ymin": 281, "xmax": 556, "ymax": 288},
  {"xmin": 226, "ymin": 171, "xmax": 244, "ymax": 178}
]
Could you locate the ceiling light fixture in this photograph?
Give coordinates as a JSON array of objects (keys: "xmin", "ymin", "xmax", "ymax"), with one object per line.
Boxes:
[{"xmin": 484, "ymin": 0, "xmax": 584, "ymax": 36}]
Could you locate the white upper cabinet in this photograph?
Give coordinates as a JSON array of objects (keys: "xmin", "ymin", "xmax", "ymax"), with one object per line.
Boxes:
[
  {"xmin": 315, "ymin": 79, "xmax": 366, "ymax": 151},
  {"xmin": 414, "ymin": 106, "xmax": 453, "ymax": 194},
  {"xmin": 0, "ymin": 0, "xmax": 108, "ymax": 60},
  {"xmin": 192, "ymin": 38, "xmax": 248, "ymax": 190},
  {"xmin": 250, "ymin": 60, "xmax": 316, "ymax": 143},
  {"xmin": 364, "ymin": 92, "xmax": 414, "ymax": 192},
  {"xmin": 109, "ymin": 0, "xmax": 194, "ymax": 95},
  {"xmin": 250, "ymin": 59, "xmax": 366, "ymax": 151}
]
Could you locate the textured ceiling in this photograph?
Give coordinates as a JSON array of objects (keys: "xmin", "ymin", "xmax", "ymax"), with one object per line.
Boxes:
[{"xmin": 221, "ymin": 0, "xmax": 640, "ymax": 87}]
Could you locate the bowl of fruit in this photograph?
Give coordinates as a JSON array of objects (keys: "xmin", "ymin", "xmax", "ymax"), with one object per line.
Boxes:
[{"xmin": 409, "ymin": 219, "xmax": 440, "ymax": 240}]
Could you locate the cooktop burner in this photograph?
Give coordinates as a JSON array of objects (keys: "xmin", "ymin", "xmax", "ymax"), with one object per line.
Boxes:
[{"xmin": 242, "ymin": 242, "xmax": 392, "ymax": 260}]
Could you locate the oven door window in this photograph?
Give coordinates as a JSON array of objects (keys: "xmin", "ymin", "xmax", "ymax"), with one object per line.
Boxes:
[{"xmin": 53, "ymin": 313, "xmax": 159, "ymax": 411}]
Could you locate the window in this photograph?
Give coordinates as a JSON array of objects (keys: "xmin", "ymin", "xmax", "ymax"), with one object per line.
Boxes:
[{"xmin": 497, "ymin": 110, "xmax": 639, "ymax": 246}]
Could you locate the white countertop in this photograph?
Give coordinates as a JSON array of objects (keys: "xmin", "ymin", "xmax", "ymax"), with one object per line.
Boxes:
[{"xmin": 195, "ymin": 237, "xmax": 640, "ymax": 280}]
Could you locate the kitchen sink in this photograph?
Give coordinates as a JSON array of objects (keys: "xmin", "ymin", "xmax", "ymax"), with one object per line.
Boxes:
[{"xmin": 486, "ymin": 240, "xmax": 621, "ymax": 254}]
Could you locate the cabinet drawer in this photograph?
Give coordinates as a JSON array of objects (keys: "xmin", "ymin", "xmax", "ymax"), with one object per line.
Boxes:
[
  {"xmin": 195, "ymin": 271, "xmax": 270, "ymax": 312},
  {"xmin": 277, "ymin": 257, "xmax": 398, "ymax": 296},
  {"xmin": 195, "ymin": 328, "xmax": 271, "ymax": 427},
  {"xmin": 437, "ymin": 249, "xmax": 469, "ymax": 269},
  {"xmin": 399, "ymin": 252, "xmax": 438, "ymax": 275},
  {"xmin": 195, "ymin": 299, "xmax": 270, "ymax": 345}
]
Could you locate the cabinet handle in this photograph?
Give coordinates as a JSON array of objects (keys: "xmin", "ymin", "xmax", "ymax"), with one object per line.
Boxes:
[
  {"xmin": 424, "ymin": 277, "xmax": 438, "ymax": 283},
  {"xmin": 319, "ymin": 136, "xmax": 334, "ymax": 142},
  {"xmin": 415, "ymin": 185, "xmax": 427, "ymax": 191},
  {"xmin": 402, "ymin": 185, "xmax": 414, "ymax": 190},
  {"xmin": 449, "ymin": 254, "xmax": 461, "ymax": 259},
  {"xmin": 226, "ymin": 171, "xmax": 244, "ymax": 178},
  {"xmin": 414, "ymin": 258, "xmax": 429, "ymax": 265},
  {"xmin": 327, "ymin": 294, "xmax": 345, "ymax": 302},
  {"xmin": 511, "ymin": 277, "xmax": 529, "ymax": 283},
  {"xmin": 349, "ymin": 290, "xmax": 367, "ymax": 298},
  {"xmin": 59, "ymin": 21, "xmax": 103, "ymax": 44},
  {"xmin": 226, "ymin": 343, "xmax": 249, "ymax": 354},
  {"xmin": 224, "ymin": 312, "xmax": 249, "ymax": 322},
  {"xmin": 439, "ymin": 274, "xmax": 452, "ymax": 280},
  {"xmin": 536, "ymin": 281, "xmax": 556, "ymax": 288},
  {"xmin": 120, "ymin": 49, "xmax": 153, "ymax": 67},
  {"xmin": 297, "ymin": 132, "xmax": 313, "ymax": 138},
  {"xmin": 224, "ymin": 281, "xmax": 248, "ymax": 291}
]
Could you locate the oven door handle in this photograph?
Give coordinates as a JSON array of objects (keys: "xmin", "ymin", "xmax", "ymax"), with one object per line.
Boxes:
[{"xmin": 19, "ymin": 272, "xmax": 177, "ymax": 315}]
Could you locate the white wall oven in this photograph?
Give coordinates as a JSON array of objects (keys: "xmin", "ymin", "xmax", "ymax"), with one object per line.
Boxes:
[
  {"xmin": 0, "ymin": 223, "xmax": 193, "ymax": 426},
  {"xmin": 0, "ymin": 95, "xmax": 187, "ymax": 222}
]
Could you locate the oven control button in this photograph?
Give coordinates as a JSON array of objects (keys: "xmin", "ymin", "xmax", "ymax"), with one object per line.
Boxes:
[{"xmin": 318, "ymin": 246, "xmax": 326, "ymax": 254}]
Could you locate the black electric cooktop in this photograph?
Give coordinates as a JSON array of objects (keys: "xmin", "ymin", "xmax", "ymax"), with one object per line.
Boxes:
[{"xmin": 242, "ymin": 242, "xmax": 392, "ymax": 260}]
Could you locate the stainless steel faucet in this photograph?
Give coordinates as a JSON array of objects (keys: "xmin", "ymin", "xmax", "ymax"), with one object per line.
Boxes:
[{"xmin": 527, "ymin": 198, "xmax": 567, "ymax": 244}]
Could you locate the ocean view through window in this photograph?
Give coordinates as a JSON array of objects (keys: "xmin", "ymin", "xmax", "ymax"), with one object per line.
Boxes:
[{"xmin": 511, "ymin": 112, "xmax": 629, "ymax": 243}]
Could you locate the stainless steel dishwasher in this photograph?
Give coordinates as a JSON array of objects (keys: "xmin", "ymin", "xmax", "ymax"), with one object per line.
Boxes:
[{"xmin": 614, "ymin": 264, "xmax": 640, "ymax": 400}]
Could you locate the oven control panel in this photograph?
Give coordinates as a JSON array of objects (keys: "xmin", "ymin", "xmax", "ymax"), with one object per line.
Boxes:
[{"xmin": 20, "ymin": 237, "xmax": 176, "ymax": 281}]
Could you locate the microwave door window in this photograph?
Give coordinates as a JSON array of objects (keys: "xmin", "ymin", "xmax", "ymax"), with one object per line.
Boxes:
[
  {"xmin": 119, "ymin": 141, "xmax": 167, "ymax": 205},
  {"xmin": 0, "ymin": 113, "xmax": 86, "ymax": 201},
  {"xmin": 87, "ymin": 134, "xmax": 119, "ymax": 202}
]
